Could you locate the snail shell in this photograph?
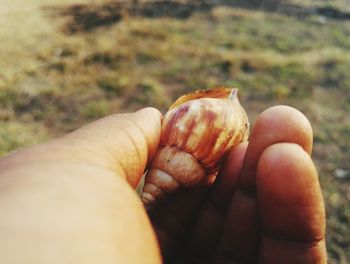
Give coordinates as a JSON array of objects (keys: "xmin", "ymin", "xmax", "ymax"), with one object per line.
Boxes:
[{"xmin": 141, "ymin": 88, "xmax": 249, "ymax": 204}]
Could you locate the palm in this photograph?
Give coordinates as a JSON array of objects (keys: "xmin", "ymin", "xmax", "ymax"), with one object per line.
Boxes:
[{"xmin": 147, "ymin": 106, "xmax": 326, "ymax": 264}]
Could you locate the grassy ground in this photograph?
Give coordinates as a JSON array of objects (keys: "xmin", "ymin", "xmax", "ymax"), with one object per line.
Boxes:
[{"xmin": 0, "ymin": 0, "xmax": 349, "ymax": 262}]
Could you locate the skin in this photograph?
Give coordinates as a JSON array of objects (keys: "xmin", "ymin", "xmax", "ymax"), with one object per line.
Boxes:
[{"xmin": 0, "ymin": 106, "xmax": 326, "ymax": 264}]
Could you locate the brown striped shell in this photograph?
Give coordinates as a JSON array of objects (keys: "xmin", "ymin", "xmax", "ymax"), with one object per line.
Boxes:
[{"xmin": 141, "ymin": 88, "xmax": 249, "ymax": 204}]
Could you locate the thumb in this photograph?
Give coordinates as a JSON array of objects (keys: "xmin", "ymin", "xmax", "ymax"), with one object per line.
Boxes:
[{"xmin": 50, "ymin": 107, "xmax": 162, "ymax": 187}]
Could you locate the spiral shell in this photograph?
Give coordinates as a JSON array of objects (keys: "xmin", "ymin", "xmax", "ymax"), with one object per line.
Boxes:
[{"xmin": 141, "ymin": 88, "xmax": 249, "ymax": 204}]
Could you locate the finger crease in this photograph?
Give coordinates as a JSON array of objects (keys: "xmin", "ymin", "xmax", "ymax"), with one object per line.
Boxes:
[
  {"xmin": 129, "ymin": 116, "xmax": 150, "ymax": 156},
  {"xmin": 118, "ymin": 124, "xmax": 144, "ymax": 169},
  {"xmin": 115, "ymin": 158, "xmax": 128, "ymax": 179},
  {"xmin": 113, "ymin": 124, "xmax": 142, "ymax": 177},
  {"xmin": 262, "ymin": 232, "xmax": 325, "ymax": 249}
]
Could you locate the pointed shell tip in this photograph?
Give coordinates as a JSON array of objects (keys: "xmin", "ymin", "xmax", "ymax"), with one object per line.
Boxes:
[{"xmin": 229, "ymin": 88, "xmax": 238, "ymax": 101}]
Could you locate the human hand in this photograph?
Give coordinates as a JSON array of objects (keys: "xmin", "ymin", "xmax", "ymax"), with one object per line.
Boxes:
[
  {"xmin": 0, "ymin": 106, "xmax": 326, "ymax": 264},
  {"xmin": 147, "ymin": 105, "xmax": 327, "ymax": 264},
  {"xmin": 0, "ymin": 108, "xmax": 163, "ymax": 264}
]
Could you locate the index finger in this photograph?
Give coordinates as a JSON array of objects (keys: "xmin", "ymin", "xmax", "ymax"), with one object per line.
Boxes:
[{"xmin": 257, "ymin": 143, "xmax": 326, "ymax": 263}]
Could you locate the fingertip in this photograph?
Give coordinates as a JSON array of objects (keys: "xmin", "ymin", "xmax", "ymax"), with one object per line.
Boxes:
[
  {"xmin": 131, "ymin": 107, "xmax": 163, "ymax": 164},
  {"xmin": 257, "ymin": 143, "xmax": 325, "ymax": 243},
  {"xmin": 48, "ymin": 107, "xmax": 163, "ymax": 187},
  {"xmin": 132, "ymin": 107, "xmax": 163, "ymax": 130},
  {"xmin": 257, "ymin": 143, "xmax": 313, "ymax": 180},
  {"xmin": 135, "ymin": 107, "xmax": 163, "ymax": 119},
  {"xmin": 254, "ymin": 105, "xmax": 313, "ymax": 154},
  {"xmin": 240, "ymin": 105, "xmax": 314, "ymax": 191}
]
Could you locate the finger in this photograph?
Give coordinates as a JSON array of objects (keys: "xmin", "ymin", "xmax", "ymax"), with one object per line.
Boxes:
[
  {"xmin": 61, "ymin": 107, "xmax": 162, "ymax": 187},
  {"xmin": 213, "ymin": 189, "xmax": 259, "ymax": 264},
  {"xmin": 148, "ymin": 184, "xmax": 210, "ymax": 260},
  {"xmin": 240, "ymin": 105, "xmax": 313, "ymax": 191},
  {"xmin": 1, "ymin": 108, "xmax": 162, "ymax": 188},
  {"xmin": 0, "ymin": 109, "xmax": 163, "ymax": 263},
  {"xmin": 213, "ymin": 106, "xmax": 313, "ymax": 263},
  {"xmin": 257, "ymin": 143, "xmax": 326, "ymax": 263},
  {"xmin": 211, "ymin": 142, "xmax": 249, "ymax": 211},
  {"xmin": 187, "ymin": 143, "xmax": 248, "ymax": 256}
]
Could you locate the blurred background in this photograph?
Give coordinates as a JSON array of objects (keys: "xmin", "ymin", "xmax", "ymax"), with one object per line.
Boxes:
[{"xmin": 0, "ymin": 0, "xmax": 349, "ymax": 262}]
